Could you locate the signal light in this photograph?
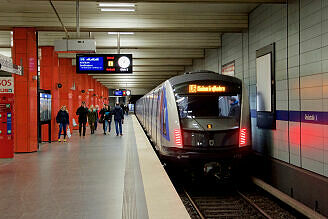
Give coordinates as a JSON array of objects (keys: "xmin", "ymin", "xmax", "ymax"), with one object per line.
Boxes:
[
  {"xmin": 174, "ymin": 129, "xmax": 183, "ymax": 148},
  {"xmin": 239, "ymin": 128, "xmax": 247, "ymax": 147}
]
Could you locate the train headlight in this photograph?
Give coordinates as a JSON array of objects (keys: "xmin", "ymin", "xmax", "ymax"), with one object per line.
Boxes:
[
  {"xmin": 239, "ymin": 128, "xmax": 247, "ymax": 147},
  {"xmin": 174, "ymin": 129, "xmax": 183, "ymax": 148}
]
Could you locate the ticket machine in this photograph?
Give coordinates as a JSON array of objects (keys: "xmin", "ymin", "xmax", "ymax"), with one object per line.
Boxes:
[
  {"xmin": 0, "ymin": 54, "xmax": 22, "ymax": 158},
  {"xmin": 0, "ymin": 81, "xmax": 14, "ymax": 158}
]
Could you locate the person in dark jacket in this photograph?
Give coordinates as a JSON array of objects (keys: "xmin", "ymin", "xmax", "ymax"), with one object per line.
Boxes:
[
  {"xmin": 88, "ymin": 105, "xmax": 97, "ymax": 134},
  {"xmin": 113, "ymin": 102, "xmax": 124, "ymax": 136},
  {"xmin": 228, "ymin": 97, "xmax": 240, "ymax": 121},
  {"xmin": 76, "ymin": 101, "xmax": 88, "ymax": 136},
  {"xmin": 56, "ymin": 105, "xmax": 69, "ymax": 142},
  {"xmin": 99, "ymin": 104, "xmax": 112, "ymax": 135},
  {"xmin": 94, "ymin": 105, "xmax": 99, "ymax": 131},
  {"xmin": 125, "ymin": 105, "xmax": 129, "ymax": 115}
]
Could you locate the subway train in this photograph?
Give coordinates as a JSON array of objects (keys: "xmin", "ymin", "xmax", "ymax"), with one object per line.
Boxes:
[{"xmin": 135, "ymin": 71, "xmax": 251, "ymax": 176}]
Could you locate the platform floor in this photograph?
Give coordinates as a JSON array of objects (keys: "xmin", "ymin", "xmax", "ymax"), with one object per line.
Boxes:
[{"xmin": 0, "ymin": 115, "xmax": 190, "ymax": 219}]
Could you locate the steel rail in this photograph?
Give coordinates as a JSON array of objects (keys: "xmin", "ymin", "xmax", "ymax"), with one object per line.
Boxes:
[
  {"xmin": 237, "ymin": 191, "xmax": 272, "ymax": 219},
  {"xmin": 183, "ymin": 189, "xmax": 205, "ymax": 219}
]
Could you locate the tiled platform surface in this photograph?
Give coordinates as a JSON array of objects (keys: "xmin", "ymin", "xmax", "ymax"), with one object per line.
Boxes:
[{"xmin": 0, "ymin": 115, "xmax": 190, "ymax": 219}]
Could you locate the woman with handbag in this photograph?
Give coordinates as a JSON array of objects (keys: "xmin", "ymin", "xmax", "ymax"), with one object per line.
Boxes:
[{"xmin": 56, "ymin": 105, "xmax": 69, "ymax": 142}]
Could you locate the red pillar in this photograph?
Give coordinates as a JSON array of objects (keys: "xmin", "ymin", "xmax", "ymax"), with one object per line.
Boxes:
[
  {"xmin": 96, "ymin": 81, "xmax": 101, "ymax": 106},
  {"xmin": 67, "ymin": 61, "xmax": 74, "ymax": 122},
  {"xmin": 58, "ymin": 59, "xmax": 71, "ymax": 108},
  {"xmin": 40, "ymin": 46, "xmax": 60, "ymax": 141},
  {"xmin": 80, "ymin": 74, "xmax": 88, "ymax": 104},
  {"xmin": 71, "ymin": 65, "xmax": 79, "ymax": 129},
  {"xmin": 12, "ymin": 27, "xmax": 38, "ymax": 152}
]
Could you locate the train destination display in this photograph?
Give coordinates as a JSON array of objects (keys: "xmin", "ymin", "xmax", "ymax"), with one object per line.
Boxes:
[
  {"xmin": 189, "ymin": 84, "xmax": 226, "ymax": 93},
  {"xmin": 76, "ymin": 54, "xmax": 132, "ymax": 74}
]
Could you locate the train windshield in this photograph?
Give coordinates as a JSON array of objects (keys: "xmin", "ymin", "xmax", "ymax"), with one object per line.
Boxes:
[
  {"xmin": 176, "ymin": 94, "xmax": 240, "ymax": 119},
  {"xmin": 174, "ymin": 81, "xmax": 242, "ymax": 130},
  {"xmin": 175, "ymin": 93, "xmax": 241, "ymax": 131}
]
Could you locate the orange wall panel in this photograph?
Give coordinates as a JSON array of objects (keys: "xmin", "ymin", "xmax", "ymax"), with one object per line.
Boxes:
[{"xmin": 12, "ymin": 27, "xmax": 38, "ymax": 152}]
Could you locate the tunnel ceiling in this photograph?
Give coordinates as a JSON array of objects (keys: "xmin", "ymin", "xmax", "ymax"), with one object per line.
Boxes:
[{"xmin": 0, "ymin": 0, "xmax": 284, "ymax": 94}]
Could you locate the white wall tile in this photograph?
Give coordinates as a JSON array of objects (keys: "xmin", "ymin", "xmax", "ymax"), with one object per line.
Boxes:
[
  {"xmin": 302, "ymin": 157, "xmax": 324, "ymax": 175},
  {"xmin": 300, "ymin": 73, "xmax": 323, "ymax": 88},
  {"xmin": 289, "ymin": 99, "xmax": 300, "ymax": 110},
  {"xmin": 289, "ymin": 88, "xmax": 300, "ymax": 100},
  {"xmin": 324, "ymin": 164, "xmax": 328, "ymax": 177},
  {"xmin": 300, "ymin": 87, "xmax": 322, "ymax": 99},
  {"xmin": 290, "ymin": 153, "xmax": 301, "ymax": 166},
  {"xmin": 301, "ymin": 99, "xmax": 322, "ymax": 111}
]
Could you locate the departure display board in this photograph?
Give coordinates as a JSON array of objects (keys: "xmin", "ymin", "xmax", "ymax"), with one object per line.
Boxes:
[
  {"xmin": 76, "ymin": 54, "xmax": 132, "ymax": 74},
  {"xmin": 113, "ymin": 89, "xmax": 131, "ymax": 96},
  {"xmin": 114, "ymin": 90, "xmax": 123, "ymax": 96}
]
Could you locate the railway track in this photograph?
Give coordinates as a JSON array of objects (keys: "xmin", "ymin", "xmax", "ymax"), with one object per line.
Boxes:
[{"xmin": 183, "ymin": 187, "xmax": 302, "ymax": 219}]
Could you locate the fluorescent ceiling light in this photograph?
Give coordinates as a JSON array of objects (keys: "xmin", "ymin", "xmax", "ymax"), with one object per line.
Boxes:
[
  {"xmin": 108, "ymin": 32, "xmax": 134, "ymax": 35},
  {"xmin": 99, "ymin": 3, "xmax": 135, "ymax": 7},
  {"xmin": 101, "ymin": 8, "xmax": 135, "ymax": 12}
]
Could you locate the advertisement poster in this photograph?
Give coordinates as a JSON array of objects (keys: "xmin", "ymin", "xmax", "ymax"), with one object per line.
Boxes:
[
  {"xmin": 40, "ymin": 93, "xmax": 52, "ymax": 122},
  {"xmin": 221, "ymin": 61, "xmax": 235, "ymax": 76}
]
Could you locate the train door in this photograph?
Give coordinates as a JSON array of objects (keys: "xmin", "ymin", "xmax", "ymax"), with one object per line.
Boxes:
[
  {"xmin": 151, "ymin": 91, "xmax": 157, "ymax": 141},
  {"xmin": 156, "ymin": 88, "xmax": 162, "ymax": 146},
  {"xmin": 146, "ymin": 95, "xmax": 150, "ymax": 131},
  {"xmin": 142, "ymin": 98, "xmax": 146, "ymax": 125},
  {"xmin": 155, "ymin": 89, "xmax": 161, "ymax": 145},
  {"xmin": 159, "ymin": 86, "xmax": 170, "ymax": 147},
  {"xmin": 145, "ymin": 96, "xmax": 148, "ymax": 130},
  {"xmin": 149, "ymin": 92, "xmax": 154, "ymax": 137}
]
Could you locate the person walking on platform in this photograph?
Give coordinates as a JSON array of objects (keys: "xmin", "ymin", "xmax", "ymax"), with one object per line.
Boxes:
[
  {"xmin": 125, "ymin": 105, "xmax": 129, "ymax": 115},
  {"xmin": 88, "ymin": 105, "xmax": 97, "ymax": 134},
  {"xmin": 228, "ymin": 97, "xmax": 240, "ymax": 121},
  {"xmin": 76, "ymin": 101, "xmax": 88, "ymax": 137},
  {"xmin": 99, "ymin": 104, "xmax": 112, "ymax": 135},
  {"xmin": 94, "ymin": 105, "xmax": 99, "ymax": 131},
  {"xmin": 56, "ymin": 105, "xmax": 69, "ymax": 142},
  {"xmin": 113, "ymin": 102, "xmax": 124, "ymax": 136}
]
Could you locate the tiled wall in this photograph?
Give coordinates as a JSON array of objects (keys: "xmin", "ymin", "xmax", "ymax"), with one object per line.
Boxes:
[
  {"xmin": 140, "ymin": 0, "xmax": 328, "ymax": 178},
  {"xmin": 195, "ymin": 0, "xmax": 328, "ymax": 177},
  {"xmin": 204, "ymin": 49, "xmax": 219, "ymax": 73},
  {"xmin": 185, "ymin": 58, "xmax": 205, "ymax": 72}
]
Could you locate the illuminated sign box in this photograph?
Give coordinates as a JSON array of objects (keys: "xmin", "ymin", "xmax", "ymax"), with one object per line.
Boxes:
[
  {"xmin": 113, "ymin": 89, "xmax": 131, "ymax": 96},
  {"xmin": 188, "ymin": 84, "xmax": 226, "ymax": 93},
  {"xmin": 114, "ymin": 90, "xmax": 123, "ymax": 96},
  {"xmin": 76, "ymin": 54, "xmax": 133, "ymax": 74}
]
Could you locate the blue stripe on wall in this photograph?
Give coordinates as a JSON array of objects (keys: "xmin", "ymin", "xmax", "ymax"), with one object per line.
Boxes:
[{"xmin": 250, "ymin": 109, "xmax": 328, "ymax": 125}]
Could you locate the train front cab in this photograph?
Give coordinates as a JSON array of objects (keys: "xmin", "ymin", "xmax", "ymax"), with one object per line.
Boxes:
[{"xmin": 159, "ymin": 78, "xmax": 252, "ymax": 170}]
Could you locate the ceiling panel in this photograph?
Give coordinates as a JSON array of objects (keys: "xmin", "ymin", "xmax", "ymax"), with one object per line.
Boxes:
[
  {"xmin": 0, "ymin": 1, "xmax": 253, "ymax": 32},
  {"xmin": 58, "ymin": 49, "xmax": 204, "ymax": 59},
  {"xmin": 0, "ymin": 0, "xmax": 284, "ymax": 94}
]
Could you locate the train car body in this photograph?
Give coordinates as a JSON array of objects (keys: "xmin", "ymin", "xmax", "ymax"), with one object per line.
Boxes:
[{"xmin": 136, "ymin": 72, "xmax": 251, "ymax": 171}]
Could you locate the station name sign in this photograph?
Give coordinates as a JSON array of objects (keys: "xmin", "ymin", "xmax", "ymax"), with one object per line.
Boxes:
[
  {"xmin": 76, "ymin": 54, "xmax": 132, "ymax": 74},
  {"xmin": 0, "ymin": 54, "xmax": 23, "ymax": 76}
]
